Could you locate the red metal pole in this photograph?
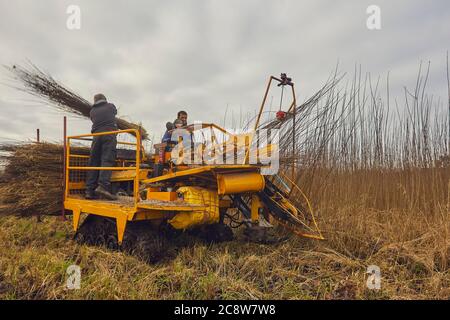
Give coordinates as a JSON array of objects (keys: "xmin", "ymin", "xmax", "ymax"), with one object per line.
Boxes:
[{"xmin": 61, "ymin": 116, "xmax": 67, "ymax": 220}]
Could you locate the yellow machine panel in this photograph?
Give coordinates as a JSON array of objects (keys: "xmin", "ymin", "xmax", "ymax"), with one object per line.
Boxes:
[
  {"xmin": 217, "ymin": 172, "xmax": 265, "ymax": 195},
  {"xmin": 168, "ymin": 186, "xmax": 220, "ymax": 229},
  {"xmin": 147, "ymin": 191, "xmax": 177, "ymax": 201}
]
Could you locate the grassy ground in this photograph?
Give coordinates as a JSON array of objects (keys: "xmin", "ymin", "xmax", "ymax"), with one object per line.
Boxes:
[{"xmin": 0, "ymin": 207, "xmax": 448, "ymax": 299}]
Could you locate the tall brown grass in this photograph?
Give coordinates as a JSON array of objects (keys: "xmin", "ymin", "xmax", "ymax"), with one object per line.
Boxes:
[{"xmin": 0, "ymin": 64, "xmax": 448, "ymax": 299}]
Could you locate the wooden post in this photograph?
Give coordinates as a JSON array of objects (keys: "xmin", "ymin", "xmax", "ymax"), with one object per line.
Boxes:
[
  {"xmin": 35, "ymin": 128, "xmax": 41, "ymax": 222},
  {"xmin": 61, "ymin": 116, "xmax": 67, "ymax": 220}
]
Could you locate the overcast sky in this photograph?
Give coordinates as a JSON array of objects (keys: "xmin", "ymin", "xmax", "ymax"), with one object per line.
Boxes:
[{"xmin": 0, "ymin": 0, "xmax": 449, "ymax": 143}]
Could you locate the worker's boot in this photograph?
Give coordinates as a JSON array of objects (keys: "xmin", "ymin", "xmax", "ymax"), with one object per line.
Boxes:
[
  {"xmin": 85, "ymin": 190, "xmax": 98, "ymax": 200},
  {"xmin": 95, "ymin": 185, "xmax": 118, "ymax": 201}
]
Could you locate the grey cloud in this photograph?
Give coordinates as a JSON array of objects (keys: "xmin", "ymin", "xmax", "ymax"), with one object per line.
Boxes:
[{"xmin": 0, "ymin": 0, "xmax": 449, "ymax": 143}]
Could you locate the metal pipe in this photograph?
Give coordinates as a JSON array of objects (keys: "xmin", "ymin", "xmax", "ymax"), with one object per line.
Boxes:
[
  {"xmin": 254, "ymin": 76, "xmax": 274, "ymax": 131},
  {"xmin": 134, "ymin": 130, "xmax": 141, "ymax": 207},
  {"xmin": 291, "ymin": 85, "xmax": 297, "ymax": 180},
  {"xmin": 62, "ymin": 116, "xmax": 67, "ymax": 220},
  {"xmin": 68, "ymin": 128, "xmax": 138, "ymax": 139},
  {"xmin": 70, "ymin": 137, "xmax": 137, "ymax": 146},
  {"xmin": 244, "ymin": 76, "xmax": 274, "ymax": 164},
  {"xmin": 67, "ymin": 166, "xmax": 136, "ymax": 170}
]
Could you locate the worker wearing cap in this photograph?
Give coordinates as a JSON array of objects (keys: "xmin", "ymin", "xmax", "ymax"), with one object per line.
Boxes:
[
  {"xmin": 85, "ymin": 93, "xmax": 118, "ymax": 200},
  {"xmin": 162, "ymin": 121, "xmax": 175, "ymax": 143}
]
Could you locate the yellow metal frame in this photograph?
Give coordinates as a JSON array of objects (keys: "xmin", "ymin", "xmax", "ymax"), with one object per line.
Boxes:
[
  {"xmin": 65, "ymin": 129, "xmax": 143, "ymax": 243},
  {"xmin": 65, "ymin": 129, "xmax": 204, "ymax": 242},
  {"xmin": 244, "ymin": 75, "xmax": 297, "ymax": 171},
  {"xmin": 63, "ymin": 99, "xmax": 322, "ymax": 243},
  {"xmin": 142, "ymin": 164, "xmax": 260, "ymax": 184},
  {"xmin": 66, "ymin": 129, "xmax": 142, "ymax": 206},
  {"xmin": 63, "ymin": 129, "xmax": 260, "ymax": 244}
]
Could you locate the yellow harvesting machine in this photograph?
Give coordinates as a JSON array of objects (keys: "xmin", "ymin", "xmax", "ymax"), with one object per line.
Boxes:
[{"xmin": 63, "ymin": 75, "xmax": 323, "ymax": 261}]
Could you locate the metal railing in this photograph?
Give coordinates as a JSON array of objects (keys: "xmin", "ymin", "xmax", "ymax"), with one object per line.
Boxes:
[{"xmin": 65, "ymin": 129, "xmax": 142, "ymax": 206}]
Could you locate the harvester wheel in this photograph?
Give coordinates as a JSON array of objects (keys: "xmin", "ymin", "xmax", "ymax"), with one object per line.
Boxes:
[
  {"xmin": 106, "ymin": 235, "xmax": 119, "ymax": 250},
  {"xmin": 195, "ymin": 223, "xmax": 234, "ymax": 243},
  {"xmin": 114, "ymin": 221, "xmax": 169, "ymax": 263},
  {"xmin": 84, "ymin": 234, "xmax": 95, "ymax": 245},
  {"xmin": 74, "ymin": 215, "xmax": 110, "ymax": 247},
  {"xmin": 95, "ymin": 234, "xmax": 106, "ymax": 246},
  {"xmin": 120, "ymin": 232, "xmax": 137, "ymax": 253},
  {"xmin": 133, "ymin": 231, "xmax": 167, "ymax": 263},
  {"xmin": 74, "ymin": 232, "xmax": 85, "ymax": 244},
  {"xmin": 243, "ymin": 225, "xmax": 279, "ymax": 244},
  {"xmin": 73, "ymin": 215, "xmax": 168, "ymax": 263}
]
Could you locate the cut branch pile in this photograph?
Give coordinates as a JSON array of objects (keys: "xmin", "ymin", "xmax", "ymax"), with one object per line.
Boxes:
[{"xmin": 0, "ymin": 142, "xmax": 88, "ymax": 216}]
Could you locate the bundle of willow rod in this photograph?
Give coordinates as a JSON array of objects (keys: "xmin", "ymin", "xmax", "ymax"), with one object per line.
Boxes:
[{"xmin": 6, "ymin": 63, "xmax": 148, "ymax": 139}]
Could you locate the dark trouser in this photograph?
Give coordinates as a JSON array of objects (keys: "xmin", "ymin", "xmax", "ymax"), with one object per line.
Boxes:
[{"xmin": 85, "ymin": 134, "xmax": 117, "ymax": 193}]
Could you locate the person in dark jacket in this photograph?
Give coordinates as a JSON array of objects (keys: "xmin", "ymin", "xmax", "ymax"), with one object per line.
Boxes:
[
  {"xmin": 161, "ymin": 121, "xmax": 175, "ymax": 143},
  {"xmin": 85, "ymin": 93, "xmax": 118, "ymax": 200}
]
